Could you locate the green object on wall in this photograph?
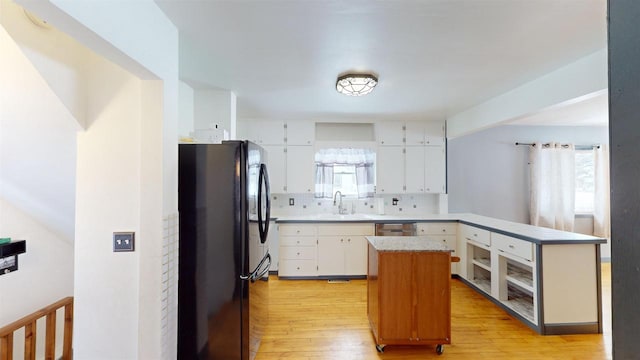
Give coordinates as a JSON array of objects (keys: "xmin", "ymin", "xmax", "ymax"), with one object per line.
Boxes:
[{"xmin": 0, "ymin": 237, "xmax": 11, "ymax": 245}]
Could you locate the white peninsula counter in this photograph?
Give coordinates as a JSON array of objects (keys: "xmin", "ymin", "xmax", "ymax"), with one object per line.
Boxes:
[{"xmin": 274, "ymin": 213, "xmax": 605, "ymax": 335}]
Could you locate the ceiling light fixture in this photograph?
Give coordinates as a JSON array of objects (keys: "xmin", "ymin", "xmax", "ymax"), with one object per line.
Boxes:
[
  {"xmin": 23, "ymin": 9, "xmax": 52, "ymax": 29},
  {"xmin": 336, "ymin": 73, "xmax": 378, "ymax": 96}
]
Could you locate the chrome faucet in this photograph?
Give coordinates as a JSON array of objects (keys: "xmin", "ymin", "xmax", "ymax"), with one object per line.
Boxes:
[{"xmin": 333, "ymin": 191, "xmax": 347, "ymax": 214}]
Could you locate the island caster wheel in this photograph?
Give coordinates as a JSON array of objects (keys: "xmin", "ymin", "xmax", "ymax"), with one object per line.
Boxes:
[
  {"xmin": 436, "ymin": 344, "xmax": 444, "ymax": 355},
  {"xmin": 376, "ymin": 344, "xmax": 385, "ymax": 353}
]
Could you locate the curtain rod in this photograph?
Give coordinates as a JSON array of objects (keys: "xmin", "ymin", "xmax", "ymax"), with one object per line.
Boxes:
[{"xmin": 515, "ymin": 142, "xmax": 601, "ymax": 149}]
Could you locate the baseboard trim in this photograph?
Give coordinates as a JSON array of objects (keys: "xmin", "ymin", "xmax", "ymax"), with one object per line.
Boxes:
[{"xmin": 543, "ymin": 322, "xmax": 601, "ymax": 335}]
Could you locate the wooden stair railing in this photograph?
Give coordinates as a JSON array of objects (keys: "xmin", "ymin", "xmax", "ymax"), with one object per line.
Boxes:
[{"xmin": 0, "ymin": 297, "xmax": 73, "ymax": 360}]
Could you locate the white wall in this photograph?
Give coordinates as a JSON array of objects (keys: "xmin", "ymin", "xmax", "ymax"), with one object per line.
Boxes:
[
  {"xmin": 0, "ymin": 198, "xmax": 74, "ymax": 335},
  {"xmin": 194, "ymin": 89, "xmax": 236, "ymax": 136},
  {"xmin": 74, "ymin": 53, "xmax": 143, "ymax": 359},
  {"xmin": 179, "ymin": 81, "xmax": 195, "ymax": 138},
  {"xmin": 448, "ymin": 125, "xmax": 609, "ymax": 224},
  {"xmin": 9, "ymin": 0, "xmax": 179, "ymax": 358},
  {"xmin": 0, "ymin": 0, "xmax": 87, "ymax": 128},
  {"xmin": 0, "ymin": 22, "xmax": 76, "ymax": 334},
  {"xmin": 0, "ymin": 12, "xmax": 80, "ymax": 242}
]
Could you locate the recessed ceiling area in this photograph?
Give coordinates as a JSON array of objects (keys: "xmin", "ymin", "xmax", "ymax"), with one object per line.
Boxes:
[{"xmin": 155, "ymin": 0, "xmax": 607, "ymax": 121}]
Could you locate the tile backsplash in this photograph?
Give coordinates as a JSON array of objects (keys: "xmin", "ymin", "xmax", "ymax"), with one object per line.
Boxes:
[{"xmin": 270, "ymin": 193, "xmax": 445, "ymax": 216}]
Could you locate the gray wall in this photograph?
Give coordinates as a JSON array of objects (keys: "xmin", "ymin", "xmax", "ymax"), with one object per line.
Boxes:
[{"xmin": 447, "ymin": 125, "xmax": 608, "ymax": 223}]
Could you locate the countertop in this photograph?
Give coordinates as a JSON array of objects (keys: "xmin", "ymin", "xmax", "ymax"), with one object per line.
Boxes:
[
  {"xmin": 274, "ymin": 213, "xmax": 607, "ymax": 245},
  {"xmin": 366, "ymin": 236, "xmax": 453, "ymax": 252}
]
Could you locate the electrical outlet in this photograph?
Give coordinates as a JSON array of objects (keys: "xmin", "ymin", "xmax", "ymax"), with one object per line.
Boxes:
[
  {"xmin": 113, "ymin": 232, "xmax": 135, "ymax": 252},
  {"xmin": 289, "ymin": 198, "xmax": 295, "ymax": 206}
]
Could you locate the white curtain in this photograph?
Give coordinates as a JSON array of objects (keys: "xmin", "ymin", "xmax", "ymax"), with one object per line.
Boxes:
[
  {"xmin": 314, "ymin": 148, "xmax": 375, "ymax": 198},
  {"xmin": 593, "ymin": 145, "xmax": 611, "ymax": 238},
  {"xmin": 314, "ymin": 163, "xmax": 334, "ymax": 198},
  {"xmin": 529, "ymin": 142, "xmax": 576, "ymax": 231}
]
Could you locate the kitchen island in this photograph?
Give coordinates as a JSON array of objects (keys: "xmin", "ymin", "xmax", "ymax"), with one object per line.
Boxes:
[{"xmin": 366, "ymin": 236, "xmax": 453, "ymax": 354}]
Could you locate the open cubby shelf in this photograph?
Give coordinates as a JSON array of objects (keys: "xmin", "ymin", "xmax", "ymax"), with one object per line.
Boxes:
[
  {"xmin": 503, "ymin": 283, "xmax": 535, "ymax": 323},
  {"xmin": 506, "ymin": 261, "xmax": 534, "ymax": 293}
]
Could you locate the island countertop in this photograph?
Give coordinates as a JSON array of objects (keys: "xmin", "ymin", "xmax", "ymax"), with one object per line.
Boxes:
[{"xmin": 366, "ymin": 236, "xmax": 454, "ymax": 252}]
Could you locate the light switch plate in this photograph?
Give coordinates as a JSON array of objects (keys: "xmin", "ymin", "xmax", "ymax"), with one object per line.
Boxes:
[{"xmin": 113, "ymin": 232, "xmax": 135, "ymax": 252}]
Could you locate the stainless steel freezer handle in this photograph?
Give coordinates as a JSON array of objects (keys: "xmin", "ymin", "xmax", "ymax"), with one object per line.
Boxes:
[
  {"xmin": 240, "ymin": 253, "xmax": 271, "ymax": 283},
  {"xmin": 252, "ymin": 253, "xmax": 271, "ymax": 282}
]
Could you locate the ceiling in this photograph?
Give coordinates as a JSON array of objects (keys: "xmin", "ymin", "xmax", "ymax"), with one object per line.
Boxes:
[{"xmin": 155, "ymin": 0, "xmax": 607, "ymax": 123}]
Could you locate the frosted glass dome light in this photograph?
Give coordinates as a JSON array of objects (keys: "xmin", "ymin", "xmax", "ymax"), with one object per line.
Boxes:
[{"xmin": 336, "ymin": 73, "xmax": 378, "ymax": 96}]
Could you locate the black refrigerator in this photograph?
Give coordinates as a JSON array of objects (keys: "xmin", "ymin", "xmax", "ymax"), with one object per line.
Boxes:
[{"xmin": 178, "ymin": 141, "xmax": 271, "ymax": 360}]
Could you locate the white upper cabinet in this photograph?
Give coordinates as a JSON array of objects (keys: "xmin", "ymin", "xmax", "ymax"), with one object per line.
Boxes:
[
  {"xmin": 405, "ymin": 121, "xmax": 425, "ymax": 146},
  {"xmin": 405, "ymin": 147, "xmax": 425, "ymax": 193},
  {"xmin": 286, "ymin": 121, "xmax": 315, "ymax": 145},
  {"xmin": 245, "ymin": 119, "xmax": 285, "ymax": 145},
  {"xmin": 376, "ymin": 121, "xmax": 405, "ymax": 146},
  {"xmin": 424, "ymin": 121, "xmax": 445, "ymax": 146},
  {"xmin": 425, "ymin": 145, "xmax": 446, "ymax": 193},
  {"xmin": 405, "ymin": 121, "xmax": 445, "ymax": 146},
  {"xmin": 376, "ymin": 146, "xmax": 405, "ymax": 193},
  {"xmin": 286, "ymin": 145, "xmax": 315, "ymax": 193},
  {"xmin": 262, "ymin": 145, "xmax": 286, "ymax": 193}
]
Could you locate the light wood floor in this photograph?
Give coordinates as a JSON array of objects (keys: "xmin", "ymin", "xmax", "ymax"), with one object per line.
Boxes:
[{"xmin": 256, "ymin": 263, "xmax": 611, "ymax": 359}]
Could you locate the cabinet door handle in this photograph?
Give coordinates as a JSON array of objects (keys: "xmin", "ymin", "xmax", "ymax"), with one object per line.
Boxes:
[{"xmin": 348, "ymin": 238, "xmax": 351, "ymax": 242}]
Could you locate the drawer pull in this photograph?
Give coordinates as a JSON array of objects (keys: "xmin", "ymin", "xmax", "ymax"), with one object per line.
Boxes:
[
  {"xmin": 296, "ymin": 267, "xmax": 300, "ymax": 270},
  {"xmin": 442, "ymin": 229, "xmax": 446, "ymax": 232},
  {"xmin": 297, "ymin": 252, "xmax": 300, "ymax": 255},
  {"xmin": 508, "ymin": 245, "xmax": 515, "ymax": 249}
]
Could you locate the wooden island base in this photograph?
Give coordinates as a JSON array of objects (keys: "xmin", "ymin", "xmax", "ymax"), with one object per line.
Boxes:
[{"xmin": 367, "ymin": 237, "xmax": 453, "ymax": 355}]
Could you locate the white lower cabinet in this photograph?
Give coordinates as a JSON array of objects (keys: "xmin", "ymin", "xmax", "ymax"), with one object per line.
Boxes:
[
  {"xmin": 457, "ymin": 223, "xmax": 600, "ymax": 335},
  {"xmin": 279, "ymin": 223, "xmax": 374, "ymax": 278},
  {"xmin": 417, "ymin": 222, "xmax": 458, "ymax": 274},
  {"xmin": 278, "ymin": 224, "xmax": 317, "ymax": 277},
  {"xmin": 317, "ymin": 224, "xmax": 373, "ymax": 276},
  {"xmin": 458, "ymin": 224, "xmax": 535, "ymax": 321}
]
